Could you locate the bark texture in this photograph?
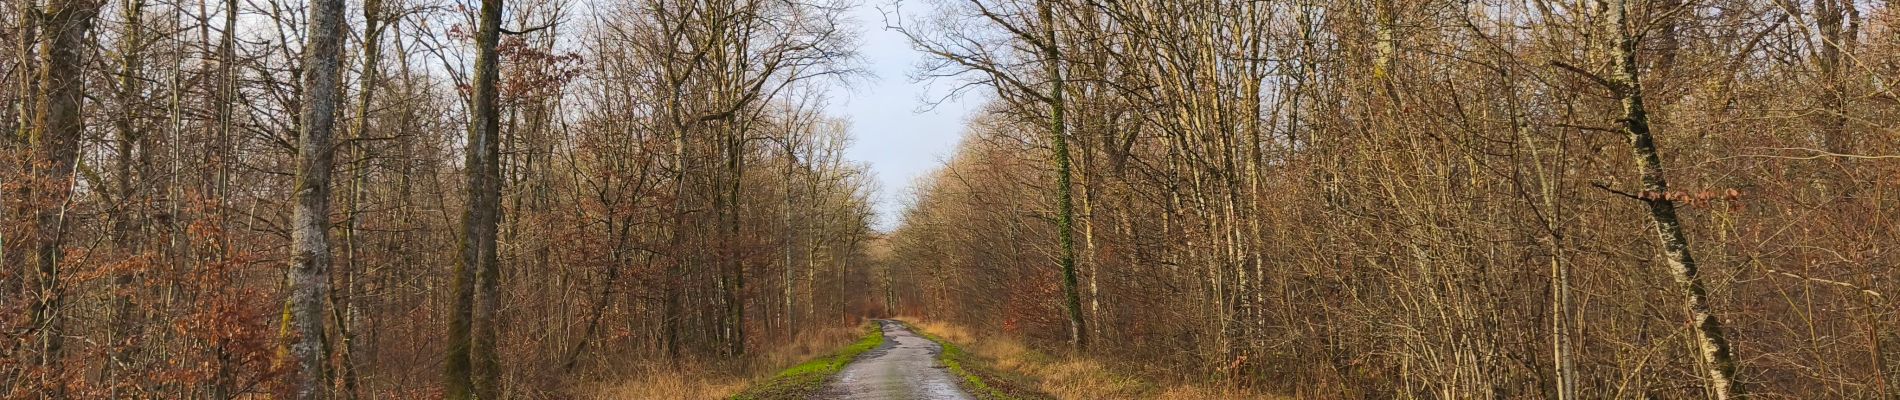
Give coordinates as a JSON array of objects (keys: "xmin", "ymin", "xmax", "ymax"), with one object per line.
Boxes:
[
  {"xmin": 446, "ymin": 0, "xmax": 504, "ymax": 398},
  {"xmin": 25, "ymin": 0, "xmax": 103, "ymax": 387},
  {"xmin": 289, "ymin": 0, "xmax": 346, "ymax": 397}
]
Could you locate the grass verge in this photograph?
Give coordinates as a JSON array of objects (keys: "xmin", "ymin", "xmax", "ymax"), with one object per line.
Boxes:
[
  {"xmin": 901, "ymin": 319, "xmax": 1285, "ymax": 400},
  {"xmin": 728, "ymin": 322, "xmax": 885, "ymax": 400},
  {"xmin": 898, "ymin": 320, "xmax": 1054, "ymax": 400}
]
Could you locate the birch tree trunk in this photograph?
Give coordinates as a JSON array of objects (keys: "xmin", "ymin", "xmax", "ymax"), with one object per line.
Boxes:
[{"xmin": 1605, "ymin": 0, "xmax": 1742, "ymax": 397}]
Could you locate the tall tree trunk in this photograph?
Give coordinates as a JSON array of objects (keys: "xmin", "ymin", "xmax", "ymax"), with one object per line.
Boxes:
[
  {"xmin": 331, "ymin": 1, "xmax": 383, "ymax": 397},
  {"xmin": 25, "ymin": 0, "xmax": 102, "ymax": 391},
  {"xmin": 1039, "ymin": 0, "xmax": 1087, "ymax": 352},
  {"xmin": 725, "ymin": 130, "xmax": 746, "ymax": 357},
  {"xmin": 9, "ymin": 0, "xmax": 36, "ymax": 145},
  {"xmin": 210, "ymin": 0, "xmax": 241, "ymax": 395},
  {"xmin": 663, "ymin": 83, "xmax": 689, "ymax": 361},
  {"xmin": 471, "ymin": 8, "xmax": 506, "ymax": 396},
  {"xmin": 448, "ymin": 0, "xmax": 504, "ymax": 397},
  {"xmin": 1605, "ymin": 0, "xmax": 1742, "ymax": 398},
  {"xmin": 2, "ymin": 0, "xmax": 39, "ymax": 299},
  {"xmin": 783, "ymin": 140, "xmax": 797, "ymax": 334},
  {"xmin": 289, "ymin": 0, "xmax": 345, "ymax": 396}
]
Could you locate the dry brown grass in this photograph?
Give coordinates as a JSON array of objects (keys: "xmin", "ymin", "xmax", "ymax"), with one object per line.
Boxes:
[
  {"xmin": 904, "ymin": 318, "xmax": 1287, "ymax": 400},
  {"xmin": 575, "ymin": 362, "xmax": 751, "ymax": 400},
  {"xmin": 572, "ymin": 324, "xmax": 865, "ymax": 399}
]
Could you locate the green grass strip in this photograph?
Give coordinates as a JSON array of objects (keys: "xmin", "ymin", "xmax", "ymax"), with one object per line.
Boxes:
[{"xmin": 730, "ymin": 323, "xmax": 885, "ymax": 400}]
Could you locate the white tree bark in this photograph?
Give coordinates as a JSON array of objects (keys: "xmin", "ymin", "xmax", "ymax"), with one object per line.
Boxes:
[{"xmin": 1605, "ymin": 0, "xmax": 1742, "ymax": 397}]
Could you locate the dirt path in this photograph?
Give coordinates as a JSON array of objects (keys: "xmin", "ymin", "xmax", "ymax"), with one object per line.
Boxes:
[{"xmin": 819, "ymin": 320, "xmax": 975, "ymax": 400}]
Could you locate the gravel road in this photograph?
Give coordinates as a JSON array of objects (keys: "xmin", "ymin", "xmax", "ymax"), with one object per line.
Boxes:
[{"xmin": 818, "ymin": 320, "xmax": 975, "ymax": 400}]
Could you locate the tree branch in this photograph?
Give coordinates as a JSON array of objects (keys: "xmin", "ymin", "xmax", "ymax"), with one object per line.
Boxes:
[{"xmin": 1549, "ymin": 61, "xmax": 1626, "ymax": 94}]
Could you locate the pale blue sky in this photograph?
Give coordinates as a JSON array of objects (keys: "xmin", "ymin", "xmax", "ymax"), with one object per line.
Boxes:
[{"xmin": 826, "ymin": 0, "xmax": 985, "ymax": 232}]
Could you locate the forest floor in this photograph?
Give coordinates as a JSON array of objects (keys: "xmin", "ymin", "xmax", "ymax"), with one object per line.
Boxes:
[
  {"xmin": 817, "ymin": 320, "xmax": 975, "ymax": 400},
  {"xmin": 580, "ymin": 324, "xmax": 871, "ymax": 399}
]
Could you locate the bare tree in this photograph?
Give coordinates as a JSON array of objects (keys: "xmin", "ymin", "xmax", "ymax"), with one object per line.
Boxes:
[{"xmin": 446, "ymin": 0, "xmax": 505, "ymax": 397}]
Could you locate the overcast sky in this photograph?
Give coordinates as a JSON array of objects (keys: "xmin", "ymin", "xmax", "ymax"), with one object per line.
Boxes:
[{"xmin": 825, "ymin": 0, "xmax": 985, "ymax": 232}]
